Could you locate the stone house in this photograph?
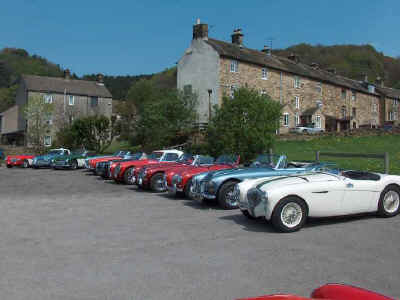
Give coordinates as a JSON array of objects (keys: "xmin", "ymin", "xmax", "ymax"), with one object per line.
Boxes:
[
  {"xmin": 376, "ymin": 81, "xmax": 400, "ymax": 126},
  {"xmin": 177, "ymin": 21, "xmax": 394, "ymax": 133},
  {"xmin": 4, "ymin": 71, "xmax": 112, "ymax": 146}
]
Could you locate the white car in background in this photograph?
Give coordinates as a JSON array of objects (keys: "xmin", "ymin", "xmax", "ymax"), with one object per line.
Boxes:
[
  {"xmin": 290, "ymin": 125, "xmax": 324, "ymax": 134},
  {"xmin": 236, "ymin": 171, "xmax": 400, "ymax": 232}
]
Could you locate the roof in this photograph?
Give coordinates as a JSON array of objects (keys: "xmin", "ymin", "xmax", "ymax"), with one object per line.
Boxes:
[
  {"xmin": 22, "ymin": 75, "xmax": 112, "ymax": 98},
  {"xmin": 205, "ymin": 38, "xmax": 380, "ymax": 96},
  {"xmin": 376, "ymin": 86, "xmax": 400, "ymax": 99}
]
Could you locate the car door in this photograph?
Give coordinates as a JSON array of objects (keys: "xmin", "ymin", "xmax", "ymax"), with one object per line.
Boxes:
[{"xmin": 341, "ymin": 178, "xmax": 377, "ymax": 214}]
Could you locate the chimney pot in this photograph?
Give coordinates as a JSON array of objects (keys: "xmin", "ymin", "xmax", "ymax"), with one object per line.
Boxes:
[
  {"xmin": 96, "ymin": 73, "xmax": 104, "ymax": 85},
  {"xmin": 64, "ymin": 69, "xmax": 71, "ymax": 79},
  {"xmin": 231, "ymin": 28, "xmax": 244, "ymax": 46},
  {"xmin": 261, "ymin": 45, "xmax": 271, "ymax": 56},
  {"xmin": 193, "ymin": 21, "xmax": 208, "ymax": 40}
]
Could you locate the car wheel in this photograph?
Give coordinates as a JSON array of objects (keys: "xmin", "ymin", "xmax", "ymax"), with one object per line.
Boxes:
[
  {"xmin": 6, "ymin": 164, "xmax": 12, "ymax": 168},
  {"xmin": 184, "ymin": 178, "xmax": 192, "ymax": 198},
  {"xmin": 123, "ymin": 167, "xmax": 134, "ymax": 185},
  {"xmin": 71, "ymin": 160, "xmax": 78, "ymax": 170},
  {"xmin": 271, "ymin": 196, "xmax": 307, "ymax": 232},
  {"xmin": 302, "ymin": 129, "xmax": 308, "ymax": 133},
  {"xmin": 150, "ymin": 173, "xmax": 166, "ymax": 193},
  {"xmin": 23, "ymin": 160, "xmax": 29, "ymax": 168},
  {"xmin": 378, "ymin": 185, "xmax": 400, "ymax": 217},
  {"xmin": 241, "ymin": 210, "xmax": 257, "ymax": 220},
  {"xmin": 218, "ymin": 180, "xmax": 240, "ymax": 210}
]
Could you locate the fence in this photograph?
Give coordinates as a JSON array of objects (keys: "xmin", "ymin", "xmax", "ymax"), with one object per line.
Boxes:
[{"xmin": 315, "ymin": 151, "xmax": 390, "ymax": 174}]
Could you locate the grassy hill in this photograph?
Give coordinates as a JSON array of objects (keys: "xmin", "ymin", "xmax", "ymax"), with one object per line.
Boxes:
[{"xmin": 273, "ymin": 43, "xmax": 400, "ymax": 89}]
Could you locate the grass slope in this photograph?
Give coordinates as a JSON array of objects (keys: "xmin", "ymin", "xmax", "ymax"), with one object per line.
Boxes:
[{"xmin": 275, "ymin": 135, "xmax": 400, "ymax": 174}]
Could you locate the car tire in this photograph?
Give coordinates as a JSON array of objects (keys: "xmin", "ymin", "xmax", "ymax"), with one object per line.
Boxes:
[
  {"xmin": 150, "ymin": 173, "xmax": 166, "ymax": 193},
  {"xmin": 271, "ymin": 196, "xmax": 307, "ymax": 233},
  {"xmin": 71, "ymin": 160, "xmax": 78, "ymax": 170},
  {"xmin": 184, "ymin": 178, "xmax": 192, "ymax": 198},
  {"xmin": 378, "ymin": 184, "xmax": 400, "ymax": 217},
  {"xmin": 302, "ymin": 129, "xmax": 308, "ymax": 133},
  {"xmin": 6, "ymin": 164, "xmax": 12, "ymax": 168},
  {"xmin": 241, "ymin": 210, "xmax": 257, "ymax": 220},
  {"xmin": 23, "ymin": 160, "xmax": 29, "ymax": 168},
  {"xmin": 217, "ymin": 180, "xmax": 240, "ymax": 210},
  {"xmin": 123, "ymin": 167, "xmax": 134, "ymax": 185}
]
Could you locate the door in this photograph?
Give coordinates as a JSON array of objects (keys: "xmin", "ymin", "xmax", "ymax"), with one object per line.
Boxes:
[
  {"xmin": 305, "ymin": 181, "xmax": 345, "ymax": 217},
  {"xmin": 341, "ymin": 178, "xmax": 377, "ymax": 214}
]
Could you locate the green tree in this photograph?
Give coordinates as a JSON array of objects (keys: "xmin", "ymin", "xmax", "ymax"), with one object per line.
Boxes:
[
  {"xmin": 134, "ymin": 88, "xmax": 197, "ymax": 151},
  {"xmin": 56, "ymin": 115, "xmax": 120, "ymax": 153},
  {"xmin": 206, "ymin": 88, "xmax": 282, "ymax": 163},
  {"xmin": 24, "ymin": 94, "xmax": 54, "ymax": 152}
]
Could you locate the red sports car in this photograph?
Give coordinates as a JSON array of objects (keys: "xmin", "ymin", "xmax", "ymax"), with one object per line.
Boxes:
[
  {"xmin": 5, "ymin": 154, "xmax": 35, "ymax": 168},
  {"xmin": 112, "ymin": 149, "xmax": 184, "ymax": 184},
  {"xmin": 237, "ymin": 283, "xmax": 394, "ymax": 300},
  {"xmin": 165, "ymin": 154, "xmax": 240, "ymax": 197},
  {"xmin": 135, "ymin": 154, "xmax": 214, "ymax": 192}
]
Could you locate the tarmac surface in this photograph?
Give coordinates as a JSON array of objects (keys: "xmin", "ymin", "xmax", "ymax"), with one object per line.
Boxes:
[{"xmin": 0, "ymin": 166, "xmax": 399, "ymax": 300}]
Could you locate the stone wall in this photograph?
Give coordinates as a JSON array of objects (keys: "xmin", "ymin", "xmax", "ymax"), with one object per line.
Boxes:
[{"xmin": 218, "ymin": 57, "xmax": 381, "ymax": 133}]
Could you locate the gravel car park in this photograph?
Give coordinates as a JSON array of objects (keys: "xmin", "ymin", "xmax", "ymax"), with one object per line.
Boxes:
[{"xmin": 0, "ymin": 167, "xmax": 399, "ymax": 300}]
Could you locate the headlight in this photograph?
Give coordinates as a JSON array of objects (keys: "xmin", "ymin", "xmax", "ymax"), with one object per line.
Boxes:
[
  {"xmin": 206, "ymin": 181, "xmax": 216, "ymax": 194},
  {"xmin": 247, "ymin": 188, "xmax": 266, "ymax": 207}
]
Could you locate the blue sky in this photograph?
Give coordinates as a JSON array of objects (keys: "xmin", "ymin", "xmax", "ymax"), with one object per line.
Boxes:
[{"xmin": 1, "ymin": 0, "xmax": 398, "ymax": 76}]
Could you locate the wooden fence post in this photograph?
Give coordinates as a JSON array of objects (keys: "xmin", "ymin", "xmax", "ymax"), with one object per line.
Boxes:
[
  {"xmin": 384, "ymin": 152, "xmax": 389, "ymax": 174},
  {"xmin": 316, "ymin": 151, "xmax": 320, "ymax": 162}
]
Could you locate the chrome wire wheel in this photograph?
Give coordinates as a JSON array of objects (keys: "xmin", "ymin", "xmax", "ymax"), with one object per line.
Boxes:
[
  {"xmin": 225, "ymin": 186, "xmax": 238, "ymax": 207},
  {"xmin": 383, "ymin": 190, "xmax": 400, "ymax": 214},
  {"xmin": 127, "ymin": 168, "xmax": 135, "ymax": 184},
  {"xmin": 280, "ymin": 202, "xmax": 303, "ymax": 228}
]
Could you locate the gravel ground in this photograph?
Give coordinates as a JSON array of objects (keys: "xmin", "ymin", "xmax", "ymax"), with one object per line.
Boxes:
[{"xmin": 0, "ymin": 166, "xmax": 399, "ymax": 300}]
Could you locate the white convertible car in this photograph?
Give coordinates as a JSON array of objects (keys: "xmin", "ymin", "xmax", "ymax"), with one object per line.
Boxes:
[{"xmin": 236, "ymin": 171, "xmax": 400, "ymax": 232}]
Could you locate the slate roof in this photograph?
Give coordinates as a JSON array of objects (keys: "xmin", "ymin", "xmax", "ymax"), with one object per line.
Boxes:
[
  {"xmin": 205, "ymin": 38, "xmax": 381, "ymax": 96},
  {"xmin": 22, "ymin": 75, "xmax": 112, "ymax": 98},
  {"xmin": 376, "ymin": 86, "xmax": 400, "ymax": 99}
]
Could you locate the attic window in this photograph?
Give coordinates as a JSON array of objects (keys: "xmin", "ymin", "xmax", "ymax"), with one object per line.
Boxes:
[
  {"xmin": 393, "ymin": 99, "xmax": 399, "ymax": 107},
  {"xmin": 368, "ymin": 85, "xmax": 375, "ymax": 94},
  {"xmin": 294, "ymin": 76, "xmax": 300, "ymax": 88},
  {"xmin": 91, "ymin": 96, "xmax": 98, "ymax": 107},
  {"xmin": 341, "ymin": 89, "xmax": 346, "ymax": 99},
  {"xmin": 261, "ymin": 68, "xmax": 268, "ymax": 79},
  {"xmin": 230, "ymin": 60, "xmax": 238, "ymax": 73},
  {"xmin": 44, "ymin": 94, "xmax": 53, "ymax": 104},
  {"xmin": 316, "ymin": 82, "xmax": 322, "ymax": 94},
  {"xmin": 351, "ymin": 91, "xmax": 356, "ymax": 101},
  {"xmin": 68, "ymin": 95, "xmax": 75, "ymax": 106}
]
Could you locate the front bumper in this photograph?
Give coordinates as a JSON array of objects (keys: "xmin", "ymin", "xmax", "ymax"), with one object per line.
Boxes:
[
  {"xmin": 32, "ymin": 160, "xmax": 51, "ymax": 168},
  {"xmin": 53, "ymin": 161, "xmax": 72, "ymax": 168},
  {"xmin": 7, "ymin": 160, "xmax": 23, "ymax": 166}
]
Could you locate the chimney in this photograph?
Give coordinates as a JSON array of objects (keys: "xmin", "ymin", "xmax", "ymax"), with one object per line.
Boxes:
[
  {"xmin": 261, "ymin": 45, "xmax": 271, "ymax": 56},
  {"xmin": 376, "ymin": 76, "xmax": 384, "ymax": 87},
  {"xmin": 310, "ymin": 62, "xmax": 319, "ymax": 69},
  {"xmin": 327, "ymin": 68, "xmax": 336, "ymax": 74},
  {"xmin": 231, "ymin": 29, "xmax": 244, "ymax": 46},
  {"xmin": 64, "ymin": 69, "xmax": 71, "ymax": 80},
  {"xmin": 192, "ymin": 19, "xmax": 208, "ymax": 40},
  {"xmin": 96, "ymin": 73, "xmax": 104, "ymax": 85},
  {"xmin": 287, "ymin": 53, "xmax": 299, "ymax": 63}
]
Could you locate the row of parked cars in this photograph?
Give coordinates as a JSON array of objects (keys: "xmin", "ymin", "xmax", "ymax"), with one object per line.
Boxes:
[{"xmin": 4, "ymin": 146, "xmax": 400, "ymax": 232}]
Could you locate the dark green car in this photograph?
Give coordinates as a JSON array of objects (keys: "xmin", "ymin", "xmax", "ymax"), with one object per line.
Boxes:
[{"xmin": 53, "ymin": 149, "xmax": 96, "ymax": 170}]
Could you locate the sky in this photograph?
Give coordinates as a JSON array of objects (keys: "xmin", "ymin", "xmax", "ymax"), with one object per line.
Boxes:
[{"xmin": 1, "ymin": 0, "xmax": 399, "ymax": 76}]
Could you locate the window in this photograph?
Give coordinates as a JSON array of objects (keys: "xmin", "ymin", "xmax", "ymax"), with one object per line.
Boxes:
[
  {"xmin": 316, "ymin": 82, "xmax": 322, "ymax": 94},
  {"xmin": 229, "ymin": 85, "xmax": 237, "ymax": 99},
  {"xmin": 351, "ymin": 91, "xmax": 356, "ymax": 101},
  {"xmin": 261, "ymin": 68, "xmax": 268, "ymax": 79},
  {"xmin": 163, "ymin": 153, "xmax": 179, "ymax": 161},
  {"xmin": 341, "ymin": 106, "xmax": 347, "ymax": 119},
  {"xmin": 283, "ymin": 113, "xmax": 289, "ymax": 126},
  {"xmin": 295, "ymin": 96, "xmax": 300, "ymax": 109},
  {"xmin": 183, "ymin": 84, "xmax": 192, "ymax": 95},
  {"xmin": 389, "ymin": 111, "xmax": 398, "ymax": 121},
  {"xmin": 352, "ymin": 107, "xmax": 356, "ymax": 118},
  {"xmin": 44, "ymin": 135, "xmax": 52, "ymax": 146},
  {"xmin": 294, "ymin": 76, "xmax": 300, "ymax": 88},
  {"xmin": 230, "ymin": 60, "xmax": 238, "ymax": 73},
  {"xmin": 46, "ymin": 117, "xmax": 53, "ymax": 125},
  {"xmin": 341, "ymin": 88, "xmax": 346, "ymax": 100},
  {"xmin": 91, "ymin": 96, "xmax": 98, "ymax": 107},
  {"xmin": 68, "ymin": 95, "xmax": 75, "ymax": 106},
  {"xmin": 394, "ymin": 99, "xmax": 399, "ymax": 107},
  {"xmin": 44, "ymin": 94, "xmax": 53, "ymax": 104},
  {"xmin": 315, "ymin": 115, "xmax": 321, "ymax": 128},
  {"xmin": 372, "ymin": 103, "xmax": 377, "ymax": 112},
  {"xmin": 295, "ymin": 113, "xmax": 300, "ymax": 126},
  {"xmin": 260, "ymin": 89, "xmax": 267, "ymax": 96}
]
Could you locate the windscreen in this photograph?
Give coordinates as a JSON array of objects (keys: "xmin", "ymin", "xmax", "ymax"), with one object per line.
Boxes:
[
  {"xmin": 48, "ymin": 150, "xmax": 64, "ymax": 155},
  {"xmin": 251, "ymin": 154, "xmax": 280, "ymax": 167},
  {"xmin": 197, "ymin": 155, "xmax": 214, "ymax": 165},
  {"xmin": 147, "ymin": 152, "xmax": 163, "ymax": 160},
  {"xmin": 176, "ymin": 153, "xmax": 194, "ymax": 163},
  {"xmin": 71, "ymin": 149, "xmax": 85, "ymax": 155},
  {"xmin": 129, "ymin": 152, "xmax": 144, "ymax": 160},
  {"xmin": 215, "ymin": 155, "xmax": 237, "ymax": 164}
]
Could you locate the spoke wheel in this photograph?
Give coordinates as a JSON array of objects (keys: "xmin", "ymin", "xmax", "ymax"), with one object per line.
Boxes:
[
  {"xmin": 23, "ymin": 160, "xmax": 29, "ymax": 168},
  {"xmin": 378, "ymin": 185, "xmax": 400, "ymax": 217},
  {"xmin": 272, "ymin": 196, "xmax": 307, "ymax": 232},
  {"xmin": 124, "ymin": 167, "xmax": 135, "ymax": 185},
  {"xmin": 184, "ymin": 178, "xmax": 193, "ymax": 199},
  {"xmin": 218, "ymin": 181, "xmax": 239, "ymax": 210},
  {"xmin": 71, "ymin": 160, "xmax": 78, "ymax": 170},
  {"xmin": 151, "ymin": 173, "xmax": 166, "ymax": 193}
]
